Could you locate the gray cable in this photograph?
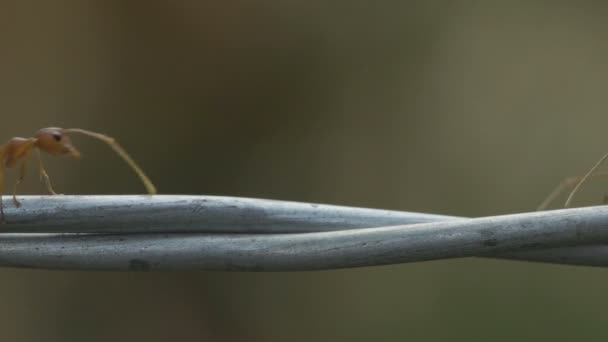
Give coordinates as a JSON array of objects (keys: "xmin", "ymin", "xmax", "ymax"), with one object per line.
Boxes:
[{"xmin": 0, "ymin": 195, "xmax": 606, "ymax": 271}]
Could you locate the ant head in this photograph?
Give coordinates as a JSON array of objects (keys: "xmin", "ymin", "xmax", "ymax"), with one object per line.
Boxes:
[{"xmin": 34, "ymin": 127, "xmax": 81, "ymax": 158}]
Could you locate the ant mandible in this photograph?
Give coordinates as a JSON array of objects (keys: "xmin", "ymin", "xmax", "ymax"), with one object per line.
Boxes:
[{"xmin": 0, "ymin": 127, "xmax": 157, "ymax": 222}]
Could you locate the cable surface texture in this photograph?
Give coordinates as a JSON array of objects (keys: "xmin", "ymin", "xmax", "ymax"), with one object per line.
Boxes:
[{"xmin": 0, "ymin": 195, "xmax": 606, "ymax": 271}]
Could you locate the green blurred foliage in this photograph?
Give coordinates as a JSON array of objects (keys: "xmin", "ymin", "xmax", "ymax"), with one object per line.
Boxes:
[{"xmin": 2, "ymin": 1, "xmax": 608, "ymax": 341}]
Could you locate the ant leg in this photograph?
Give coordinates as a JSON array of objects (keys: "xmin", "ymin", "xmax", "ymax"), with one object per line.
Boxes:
[
  {"xmin": 36, "ymin": 149, "xmax": 58, "ymax": 195},
  {"xmin": 537, "ymin": 177, "xmax": 580, "ymax": 211},
  {"xmin": 538, "ymin": 170, "xmax": 608, "ymax": 210},
  {"xmin": 565, "ymin": 153, "xmax": 608, "ymax": 208},
  {"xmin": 0, "ymin": 164, "xmax": 4, "ymax": 223},
  {"xmin": 12, "ymin": 151, "xmax": 32, "ymax": 208}
]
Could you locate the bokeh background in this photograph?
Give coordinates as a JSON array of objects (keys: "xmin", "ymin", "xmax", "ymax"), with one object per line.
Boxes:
[{"xmin": 2, "ymin": 1, "xmax": 608, "ymax": 341}]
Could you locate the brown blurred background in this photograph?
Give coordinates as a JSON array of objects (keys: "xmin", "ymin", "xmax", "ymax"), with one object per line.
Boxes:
[{"xmin": 2, "ymin": 1, "xmax": 608, "ymax": 341}]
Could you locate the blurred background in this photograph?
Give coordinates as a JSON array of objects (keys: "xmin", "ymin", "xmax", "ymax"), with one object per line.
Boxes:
[{"xmin": 2, "ymin": 1, "xmax": 608, "ymax": 341}]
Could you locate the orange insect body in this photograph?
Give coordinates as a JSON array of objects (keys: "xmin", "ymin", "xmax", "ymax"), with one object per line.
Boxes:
[{"xmin": 0, "ymin": 127, "xmax": 156, "ymax": 222}]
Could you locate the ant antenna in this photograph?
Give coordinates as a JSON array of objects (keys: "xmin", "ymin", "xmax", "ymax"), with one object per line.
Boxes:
[{"xmin": 63, "ymin": 128, "xmax": 157, "ymax": 195}]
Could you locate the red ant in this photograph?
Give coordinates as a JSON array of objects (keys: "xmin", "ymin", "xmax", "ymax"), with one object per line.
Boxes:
[{"xmin": 0, "ymin": 127, "xmax": 157, "ymax": 222}]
